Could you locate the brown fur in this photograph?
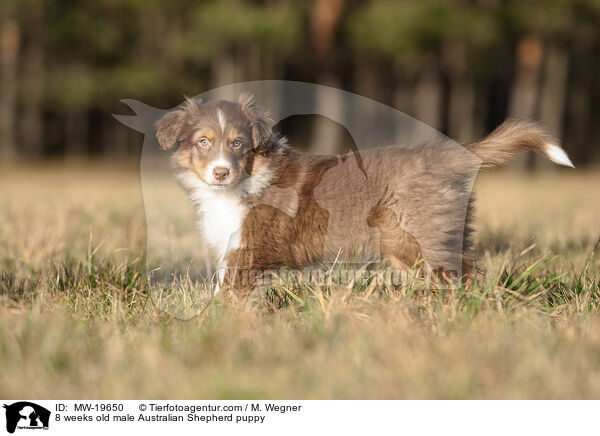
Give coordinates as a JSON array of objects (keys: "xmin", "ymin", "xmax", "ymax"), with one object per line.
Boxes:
[{"xmin": 155, "ymin": 95, "xmax": 572, "ymax": 292}]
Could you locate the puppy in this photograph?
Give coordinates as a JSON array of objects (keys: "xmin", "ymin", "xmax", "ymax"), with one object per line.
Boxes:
[{"xmin": 155, "ymin": 94, "xmax": 573, "ymax": 291}]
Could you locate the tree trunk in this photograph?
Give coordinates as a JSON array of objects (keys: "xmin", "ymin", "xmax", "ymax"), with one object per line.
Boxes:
[
  {"xmin": 538, "ymin": 44, "xmax": 568, "ymax": 169},
  {"xmin": 413, "ymin": 55, "xmax": 442, "ymax": 131},
  {"xmin": 311, "ymin": 74, "xmax": 344, "ymax": 154},
  {"xmin": 105, "ymin": 113, "xmax": 129, "ymax": 159},
  {"xmin": 442, "ymin": 39, "xmax": 475, "ymax": 143},
  {"xmin": 507, "ymin": 35, "xmax": 543, "ymax": 170},
  {"xmin": 309, "ymin": 0, "xmax": 345, "ymax": 154},
  {"xmin": 19, "ymin": 4, "xmax": 45, "ymax": 158},
  {"xmin": 564, "ymin": 41, "xmax": 592, "ymax": 166},
  {"xmin": 65, "ymin": 110, "xmax": 89, "ymax": 158},
  {"xmin": 0, "ymin": 19, "xmax": 19, "ymax": 161},
  {"xmin": 211, "ymin": 51, "xmax": 237, "ymax": 88}
]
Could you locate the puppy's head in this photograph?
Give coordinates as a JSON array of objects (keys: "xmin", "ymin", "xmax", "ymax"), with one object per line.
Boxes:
[{"xmin": 155, "ymin": 93, "xmax": 274, "ymax": 191}]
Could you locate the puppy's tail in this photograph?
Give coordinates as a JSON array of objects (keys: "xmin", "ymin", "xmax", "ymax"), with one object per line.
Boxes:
[{"xmin": 465, "ymin": 119, "xmax": 574, "ymax": 168}]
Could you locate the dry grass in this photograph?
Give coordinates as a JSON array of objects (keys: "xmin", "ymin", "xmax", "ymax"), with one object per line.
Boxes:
[{"xmin": 1, "ymin": 163, "xmax": 599, "ymax": 399}]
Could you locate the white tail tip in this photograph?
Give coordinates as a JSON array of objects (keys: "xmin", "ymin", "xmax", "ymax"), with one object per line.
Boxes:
[{"xmin": 546, "ymin": 143, "xmax": 574, "ymax": 168}]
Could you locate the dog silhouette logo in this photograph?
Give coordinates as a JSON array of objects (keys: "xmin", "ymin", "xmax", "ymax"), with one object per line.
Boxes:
[{"xmin": 2, "ymin": 402, "xmax": 50, "ymax": 434}]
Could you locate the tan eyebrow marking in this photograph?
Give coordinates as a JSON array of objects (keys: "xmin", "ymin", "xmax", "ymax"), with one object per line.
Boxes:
[
  {"xmin": 228, "ymin": 130, "xmax": 241, "ymax": 142},
  {"xmin": 191, "ymin": 128, "xmax": 214, "ymax": 143}
]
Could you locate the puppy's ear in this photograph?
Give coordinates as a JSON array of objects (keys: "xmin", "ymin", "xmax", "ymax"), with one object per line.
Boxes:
[
  {"xmin": 154, "ymin": 97, "xmax": 202, "ymax": 150},
  {"xmin": 239, "ymin": 92, "xmax": 274, "ymax": 154},
  {"xmin": 154, "ymin": 109, "xmax": 185, "ymax": 150}
]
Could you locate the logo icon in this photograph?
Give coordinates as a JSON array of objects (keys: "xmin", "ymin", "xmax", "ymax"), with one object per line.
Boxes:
[{"xmin": 3, "ymin": 402, "xmax": 50, "ymax": 434}]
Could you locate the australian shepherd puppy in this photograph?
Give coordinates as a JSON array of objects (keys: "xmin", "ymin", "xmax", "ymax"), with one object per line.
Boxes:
[{"xmin": 155, "ymin": 93, "xmax": 573, "ymax": 292}]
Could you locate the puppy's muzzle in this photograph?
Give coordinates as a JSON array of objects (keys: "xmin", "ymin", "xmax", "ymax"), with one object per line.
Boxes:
[{"xmin": 212, "ymin": 166, "xmax": 230, "ymax": 182}]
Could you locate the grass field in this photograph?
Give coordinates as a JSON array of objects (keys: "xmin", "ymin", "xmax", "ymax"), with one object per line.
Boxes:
[{"xmin": 1, "ymin": 163, "xmax": 599, "ymax": 399}]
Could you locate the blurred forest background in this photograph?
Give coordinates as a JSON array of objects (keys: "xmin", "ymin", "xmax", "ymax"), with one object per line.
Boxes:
[{"xmin": 0, "ymin": 0, "xmax": 599, "ymax": 166}]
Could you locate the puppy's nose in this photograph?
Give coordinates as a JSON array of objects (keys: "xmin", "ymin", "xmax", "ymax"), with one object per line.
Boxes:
[{"xmin": 212, "ymin": 166, "xmax": 230, "ymax": 182}]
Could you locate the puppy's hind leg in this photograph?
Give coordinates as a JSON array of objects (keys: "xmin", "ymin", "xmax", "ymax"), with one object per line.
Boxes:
[{"xmin": 366, "ymin": 187, "xmax": 423, "ymax": 272}]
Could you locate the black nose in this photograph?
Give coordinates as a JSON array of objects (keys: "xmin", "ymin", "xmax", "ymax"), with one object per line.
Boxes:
[{"xmin": 212, "ymin": 166, "xmax": 230, "ymax": 182}]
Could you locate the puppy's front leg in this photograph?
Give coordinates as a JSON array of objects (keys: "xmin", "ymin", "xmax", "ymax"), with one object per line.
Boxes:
[{"xmin": 218, "ymin": 248, "xmax": 277, "ymax": 295}]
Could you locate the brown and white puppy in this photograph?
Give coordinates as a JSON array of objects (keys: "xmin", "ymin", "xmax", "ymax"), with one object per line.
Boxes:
[{"xmin": 155, "ymin": 94, "xmax": 573, "ymax": 292}]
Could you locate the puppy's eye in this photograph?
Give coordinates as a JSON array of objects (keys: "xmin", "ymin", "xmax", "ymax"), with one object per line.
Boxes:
[
  {"xmin": 232, "ymin": 139, "xmax": 243, "ymax": 149},
  {"xmin": 198, "ymin": 137, "xmax": 210, "ymax": 148}
]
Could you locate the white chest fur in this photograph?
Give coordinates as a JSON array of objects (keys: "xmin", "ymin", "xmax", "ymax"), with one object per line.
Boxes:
[
  {"xmin": 194, "ymin": 190, "xmax": 246, "ymax": 262},
  {"xmin": 175, "ymin": 168, "xmax": 273, "ymax": 265}
]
